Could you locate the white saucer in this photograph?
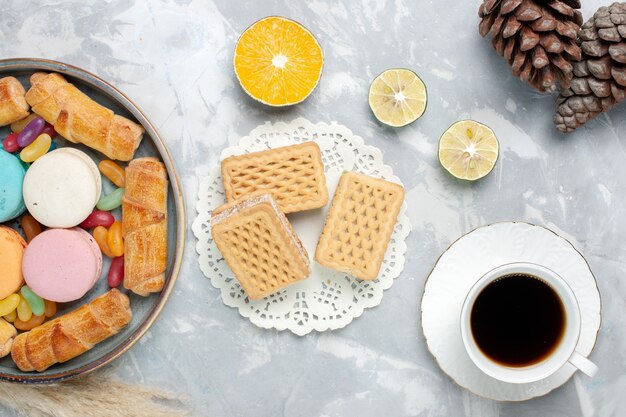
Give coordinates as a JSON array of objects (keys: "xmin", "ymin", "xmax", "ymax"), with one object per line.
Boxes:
[{"xmin": 421, "ymin": 222, "xmax": 601, "ymax": 401}]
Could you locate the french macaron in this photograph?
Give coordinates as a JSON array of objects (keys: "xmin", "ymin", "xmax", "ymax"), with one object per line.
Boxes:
[
  {"xmin": 0, "ymin": 226, "xmax": 27, "ymax": 299},
  {"xmin": 22, "ymin": 148, "xmax": 102, "ymax": 228},
  {"xmin": 70, "ymin": 227, "xmax": 103, "ymax": 287},
  {"xmin": 0, "ymin": 149, "xmax": 26, "ymax": 222},
  {"xmin": 22, "ymin": 228, "xmax": 103, "ymax": 303},
  {"xmin": 55, "ymin": 147, "xmax": 102, "ymax": 200}
]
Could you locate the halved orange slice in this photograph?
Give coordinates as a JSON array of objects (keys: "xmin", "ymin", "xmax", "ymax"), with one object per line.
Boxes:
[{"xmin": 234, "ymin": 16, "xmax": 324, "ymax": 107}]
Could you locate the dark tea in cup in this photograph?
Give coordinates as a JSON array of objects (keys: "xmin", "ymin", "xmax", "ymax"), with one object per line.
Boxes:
[
  {"xmin": 470, "ymin": 273, "xmax": 565, "ymax": 367},
  {"xmin": 461, "ymin": 263, "xmax": 597, "ymax": 383}
]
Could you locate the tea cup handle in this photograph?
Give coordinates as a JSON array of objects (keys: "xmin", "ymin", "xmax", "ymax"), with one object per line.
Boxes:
[{"xmin": 568, "ymin": 351, "xmax": 598, "ymax": 378}]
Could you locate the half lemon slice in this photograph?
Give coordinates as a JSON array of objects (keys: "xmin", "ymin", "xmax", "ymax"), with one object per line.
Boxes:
[
  {"xmin": 438, "ymin": 120, "xmax": 499, "ymax": 181},
  {"xmin": 368, "ymin": 68, "xmax": 427, "ymax": 127},
  {"xmin": 234, "ymin": 16, "xmax": 323, "ymax": 107}
]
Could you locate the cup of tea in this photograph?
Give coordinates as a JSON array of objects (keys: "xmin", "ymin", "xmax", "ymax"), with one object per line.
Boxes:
[{"xmin": 460, "ymin": 262, "xmax": 598, "ymax": 384}]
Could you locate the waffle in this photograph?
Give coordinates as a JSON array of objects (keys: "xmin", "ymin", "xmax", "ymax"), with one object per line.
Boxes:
[
  {"xmin": 315, "ymin": 172, "xmax": 404, "ymax": 280},
  {"xmin": 211, "ymin": 193, "xmax": 310, "ymax": 300},
  {"xmin": 221, "ymin": 142, "xmax": 328, "ymax": 214}
]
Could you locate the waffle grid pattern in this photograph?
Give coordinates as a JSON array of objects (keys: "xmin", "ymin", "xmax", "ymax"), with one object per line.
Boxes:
[
  {"xmin": 316, "ymin": 173, "xmax": 404, "ymax": 280},
  {"xmin": 213, "ymin": 203, "xmax": 309, "ymax": 300},
  {"xmin": 221, "ymin": 142, "xmax": 327, "ymax": 213}
]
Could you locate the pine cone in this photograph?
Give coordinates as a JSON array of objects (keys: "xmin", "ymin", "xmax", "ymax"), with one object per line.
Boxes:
[
  {"xmin": 479, "ymin": 0, "xmax": 583, "ymax": 92},
  {"xmin": 555, "ymin": 2, "xmax": 626, "ymax": 132}
]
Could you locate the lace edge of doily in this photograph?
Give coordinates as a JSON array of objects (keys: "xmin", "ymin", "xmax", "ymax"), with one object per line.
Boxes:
[{"xmin": 193, "ymin": 187, "xmax": 412, "ymax": 335}]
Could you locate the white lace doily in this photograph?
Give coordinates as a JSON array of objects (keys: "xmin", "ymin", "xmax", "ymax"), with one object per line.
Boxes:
[{"xmin": 192, "ymin": 118, "xmax": 411, "ymax": 335}]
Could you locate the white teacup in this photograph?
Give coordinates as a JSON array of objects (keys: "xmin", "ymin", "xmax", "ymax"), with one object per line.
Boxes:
[{"xmin": 460, "ymin": 262, "xmax": 598, "ymax": 384}]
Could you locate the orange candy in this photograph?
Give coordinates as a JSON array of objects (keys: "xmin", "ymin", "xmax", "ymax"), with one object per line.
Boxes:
[
  {"xmin": 107, "ymin": 221, "xmax": 124, "ymax": 257},
  {"xmin": 44, "ymin": 299, "xmax": 57, "ymax": 318},
  {"xmin": 93, "ymin": 226, "xmax": 116, "ymax": 258},
  {"xmin": 98, "ymin": 160, "xmax": 125, "ymax": 188},
  {"xmin": 13, "ymin": 313, "xmax": 45, "ymax": 331},
  {"xmin": 20, "ymin": 214, "xmax": 42, "ymax": 243}
]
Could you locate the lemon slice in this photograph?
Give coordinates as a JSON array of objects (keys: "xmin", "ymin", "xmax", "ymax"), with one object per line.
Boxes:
[
  {"xmin": 368, "ymin": 68, "xmax": 427, "ymax": 127},
  {"xmin": 234, "ymin": 16, "xmax": 324, "ymax": 107},
  {"xmin": 438, "ymin": 120, "xmax": 499, "ymax": 181}
]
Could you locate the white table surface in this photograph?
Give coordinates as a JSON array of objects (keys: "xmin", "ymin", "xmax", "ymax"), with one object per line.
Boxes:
[{"xmin": 1, "ymin": 1, "xmax": 625, "ymax": 416}]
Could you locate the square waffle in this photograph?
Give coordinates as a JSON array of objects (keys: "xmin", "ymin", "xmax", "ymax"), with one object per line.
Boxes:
[
  {"xmin": 211, "ymin": 193, "xmax": 310, "ymax": 300},
  {"xmin": 221, "ymin": 142, "xmax": 328, "ymax": 214},
  {"xmin": 315, "ymin": 172, "xmax": 404, "ymax": 280}
]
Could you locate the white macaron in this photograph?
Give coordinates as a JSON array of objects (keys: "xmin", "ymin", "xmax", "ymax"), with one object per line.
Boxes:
[
  {"xmin": 23, "ymin": 148, "xmax": 102, "ymax": 228},
  {"xmin": 54, "ymin": 147, "xmax": 102, "ymax": 201}
]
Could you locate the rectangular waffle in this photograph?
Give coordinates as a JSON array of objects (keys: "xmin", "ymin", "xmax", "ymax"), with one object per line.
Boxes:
[
  {"xmin": 221, "ymin": 142, "xmax": 328, "ymax": 214},
  {"xmin": 315, "ymin": 172, "xmax": 404, "ymax": 280},
  {"xmin": 211, "ymin": 193, "xmax": 310, "ymax": 300}
]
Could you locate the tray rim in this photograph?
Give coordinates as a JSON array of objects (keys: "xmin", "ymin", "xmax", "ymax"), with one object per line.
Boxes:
[{"xmin": 0, "ymin": 57, "xmax": 186, "ymax": 384}]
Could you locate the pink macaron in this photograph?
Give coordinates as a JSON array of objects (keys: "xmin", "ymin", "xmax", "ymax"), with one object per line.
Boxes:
[
  {"xmin": 70, "ymin": 227, "xmax": 103, "ymax": 287},
  {"xmin": 22, "ymin": 228, "xmax": 103, "ymax": 302}
]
